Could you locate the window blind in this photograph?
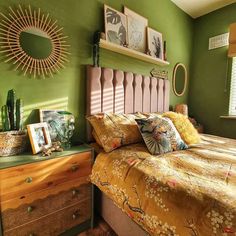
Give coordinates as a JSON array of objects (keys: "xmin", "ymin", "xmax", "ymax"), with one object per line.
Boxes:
[{"xmin": 229, "ymin": 57, "xmax": 236, "ymax": 115}]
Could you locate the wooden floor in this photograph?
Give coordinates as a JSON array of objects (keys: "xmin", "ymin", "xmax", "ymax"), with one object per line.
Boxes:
[{"xmin": 78, "ymin": 218, "xmax": 117, "ymax": 236}]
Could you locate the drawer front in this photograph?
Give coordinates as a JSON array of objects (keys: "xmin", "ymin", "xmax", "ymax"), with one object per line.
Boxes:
[
  {"xmin": 0, "ymin": 151, "xmax": 92, "ymax": 201},
  {"xmin": 1, "ymin": 176, "xmax": 89, "ymax": 211},
  {"xmin": 1, "ymin": 182, "xmax": 91, "ymax": 231},
  {"xmin": 4, "ymin": 198, "xmax": 91, "ymax": 236}
]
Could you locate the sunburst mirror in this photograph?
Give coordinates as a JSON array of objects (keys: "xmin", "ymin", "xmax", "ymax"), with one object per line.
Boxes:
[{"xmin": 0, "ymin": 5, "xmax": 70, "ymax": 78}]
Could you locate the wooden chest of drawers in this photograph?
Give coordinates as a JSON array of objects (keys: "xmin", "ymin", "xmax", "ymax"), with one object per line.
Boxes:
[{"xmin": 0, "ymin": 145, "xmax": 94, "ymax": 236}]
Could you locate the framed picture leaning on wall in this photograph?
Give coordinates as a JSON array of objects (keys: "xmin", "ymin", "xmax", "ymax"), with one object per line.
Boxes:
[
  {"xmin": 104, "ymin": 5, "xmax": 127, "ymax": 46},
  {"xmin": 39, "ymin": 109, "xmax": 75, "ymax": 146},
  {"xmin": 124, "ymin": 7, "xmax": 148, "ymax": 53},
  {"xmin": 147, "ymin": 27, "xmax": 164, "ymax": 60},
  {"xmin": 39, "ymin": 109, "xmax": 65, "ymax": 141}
]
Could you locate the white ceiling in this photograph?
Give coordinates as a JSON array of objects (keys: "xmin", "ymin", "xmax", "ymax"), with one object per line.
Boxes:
[{"xmin": 171, "ymin": 0, "xmax": 236, "ymax": 18}]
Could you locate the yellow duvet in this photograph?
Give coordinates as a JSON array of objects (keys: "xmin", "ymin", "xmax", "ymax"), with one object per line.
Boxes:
[{"xmin": 90, "ymin": 134, "xmax": 236, "ymax": 236}]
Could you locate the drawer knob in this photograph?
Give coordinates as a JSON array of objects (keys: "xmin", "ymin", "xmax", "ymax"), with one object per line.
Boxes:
[
  {"xmin": 27, "ymin": 206, "xmax": 34, "ymax": 213},
  {"xmin": 72, "ymin": 189, "xmax": 80, "ymax": 196},
  {"xmin": 71, "ymin": 165, "xmax": 79, "ymax": 172},
  {"xmin": 25, "ymin": 177, "xmax": 33, "ymax": 183},
  {"xmin": 72, "ymin": 210, "xmax": 80, "ymax": 220},
  {"xmin": 29, "ymin": 234, "xmax": 35, "ymax": 236}
]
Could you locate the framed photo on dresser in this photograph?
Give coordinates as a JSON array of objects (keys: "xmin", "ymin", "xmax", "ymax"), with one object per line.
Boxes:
[{"xmin": 27, "ymin": 122, "xmax": 52, "ymax": 154}]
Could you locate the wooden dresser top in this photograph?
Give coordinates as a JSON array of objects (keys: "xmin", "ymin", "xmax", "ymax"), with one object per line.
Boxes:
[{"xmin": 0, "ymin": 144, "xmax": 93, "ymax": 170}]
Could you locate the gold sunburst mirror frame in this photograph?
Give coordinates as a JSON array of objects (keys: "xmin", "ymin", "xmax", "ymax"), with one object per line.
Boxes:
[{"xmin": 0, "ymin": 5, "xmax": 70, "ymax": 78}]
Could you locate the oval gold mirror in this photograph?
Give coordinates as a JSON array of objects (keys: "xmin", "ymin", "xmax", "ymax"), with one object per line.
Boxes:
[
  {"xmin": 172, "ymin": 63, "xmax": 187, "ymax": 96},
  {"xmin": 0, "ymin": 5, "xmax": 70, "ymax": 78}
]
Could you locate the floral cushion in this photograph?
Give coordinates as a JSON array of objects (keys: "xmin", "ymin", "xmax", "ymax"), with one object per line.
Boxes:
[
  {"xmin": 92, "ymin": 130, "xmax": 103, "ymax": 147},
  {"xmin": 163, "ymin": 112, "xmax": 201, "ymax": 145},
  {"xmin": 136, "ymin": 111, "xmax": 162, "ymax": 118},
  {"xmin": 136, "ymin": 116, "xmax": 188, "ymax": 155},
  {"xmin": 87, "ymin": 113, "xmax": 145, "ymax": 152}
]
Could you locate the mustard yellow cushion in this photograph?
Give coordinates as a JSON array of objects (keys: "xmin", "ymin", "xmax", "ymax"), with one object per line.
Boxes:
[
  {"xmin": 87, "ymin": 113, "xmax": 144, "ymax": 152},
  {"xmin": 162, "ymin": 112, "xmax": 201, "ymax": 145},
  {"xmin": 92, "ymin": 130, "xmax": 103, "ymax": 147}
]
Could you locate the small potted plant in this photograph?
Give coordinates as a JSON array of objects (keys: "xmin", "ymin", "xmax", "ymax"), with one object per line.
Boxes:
[{"xmin": 0, "ymin": 89, "xmax": 27, "ymax": 156}]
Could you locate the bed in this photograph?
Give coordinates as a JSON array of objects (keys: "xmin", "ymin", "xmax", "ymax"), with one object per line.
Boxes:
[{"xmin": 86, "ymin": 65, "xmax": 236, "ymax": 236}]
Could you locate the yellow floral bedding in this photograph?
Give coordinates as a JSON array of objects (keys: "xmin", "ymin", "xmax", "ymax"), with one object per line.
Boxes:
[{"xmin": 90, "ymin": 134, "xmax": 236, "ymax": 236}]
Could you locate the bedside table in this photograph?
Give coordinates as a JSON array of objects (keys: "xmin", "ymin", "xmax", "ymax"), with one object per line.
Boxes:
[{"xmin": 0, "ymin": 145, "xmax": 94, "ymax": 236}]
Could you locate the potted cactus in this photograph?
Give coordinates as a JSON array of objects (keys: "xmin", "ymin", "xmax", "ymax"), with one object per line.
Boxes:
[{"xmin": 0, "ymin": 89, "xmax": 27, "ymax": 156}]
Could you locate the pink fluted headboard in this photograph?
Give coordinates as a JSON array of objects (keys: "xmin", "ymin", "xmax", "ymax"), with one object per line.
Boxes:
[{"xmin": 86, "ymin": 65, "xmax": 170, "ymax": 140}]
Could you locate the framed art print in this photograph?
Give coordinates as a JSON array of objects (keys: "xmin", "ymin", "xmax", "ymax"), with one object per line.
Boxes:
[
  {"xmin": 124, "ymin": 7, "xmax": 148, "ymax": 53},
  {"xmin": 104, "ymin": 5, "xmax": 127, "ymax": 46},
  {"xmin": 147, "ymin": 27, "xmax": 163, "ymax": 60},
  {"xmin": 39, "ymin": 109, "xmax": 64, "ymax": 123},
  {"xmin": 27, "ymin": 122, "xmax": 52, "ymax": 154},
  {"xmin": 39, "ymin": 109, "xmax": 74, "ymax": 143},
  {"xmin": 39, "ymin": 109, "xmax": 64, "ymax": 141}
]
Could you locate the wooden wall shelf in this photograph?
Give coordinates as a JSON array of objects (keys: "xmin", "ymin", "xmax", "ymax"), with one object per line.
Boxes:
[{"xmin": 99, "ymin": 39, "xmax": 170, "ymax": 66}]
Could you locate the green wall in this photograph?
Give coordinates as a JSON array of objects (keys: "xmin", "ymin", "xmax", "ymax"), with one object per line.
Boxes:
[
  {"xmin": 0, "ymin": 0, "xmax": 193, "ymax": 141},
  {"xmin": 189, "ymin": 3, "xmax": 236, "ymax": 139}
]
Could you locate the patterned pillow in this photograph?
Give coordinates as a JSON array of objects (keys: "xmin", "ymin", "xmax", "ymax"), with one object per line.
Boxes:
[
  {"xmin": 92, "ymin": 130, "xmax": 103, "ymax": 147},
  {"xmin": 163, "ymin": 112, "xmax": 201, "ymax": 145},
  {"xmin": 136, "ymin": 116, "xmax": 188, "ymax": 155},
  {"xmin": 87, "ymin": 113, "xmax": 145, "ymax": 152},
  {"xmin": 136, "ymin": 112, "xmax": 162, "ymax": 118}
]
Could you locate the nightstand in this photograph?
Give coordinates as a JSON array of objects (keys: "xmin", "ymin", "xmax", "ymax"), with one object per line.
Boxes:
[{"xmin": 0, "ymin": 145, "xmax": 94, "ymax": 236}]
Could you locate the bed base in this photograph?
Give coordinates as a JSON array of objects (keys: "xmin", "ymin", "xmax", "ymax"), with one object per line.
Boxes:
[{"xmin": 97, "ymin": 190, "xmax": 148, "ymax": 236}]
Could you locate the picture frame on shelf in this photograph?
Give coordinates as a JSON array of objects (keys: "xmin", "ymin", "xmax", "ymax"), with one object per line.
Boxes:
[
  {"xmin": 27, "ymin": 122, "xmax": 52, "ymax": 154},
  {"xmin": 104, "ymin": 5, "xmax": 127, "ymax": 46},
  {"xmin": 147, "ymin": 27, "xmax": 164, "ymax": 60},
  {"xmin": 124, "ymin": 7, "xmax": 148, "ymax": 53}
]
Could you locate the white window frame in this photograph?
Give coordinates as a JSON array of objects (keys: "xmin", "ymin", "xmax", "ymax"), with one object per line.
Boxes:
[{"xmin": 229, "ymin": 57, "xmax": 236, "ymax": 116}]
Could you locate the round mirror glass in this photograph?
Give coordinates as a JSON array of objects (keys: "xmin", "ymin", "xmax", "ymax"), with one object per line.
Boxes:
[
  {"xmin": 173, "ymin": 63, "xmax": 187, "ymax": 96},
  {"xmin": 19, "ymin": 28, "xmax": 52, "ymax": 59}
]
